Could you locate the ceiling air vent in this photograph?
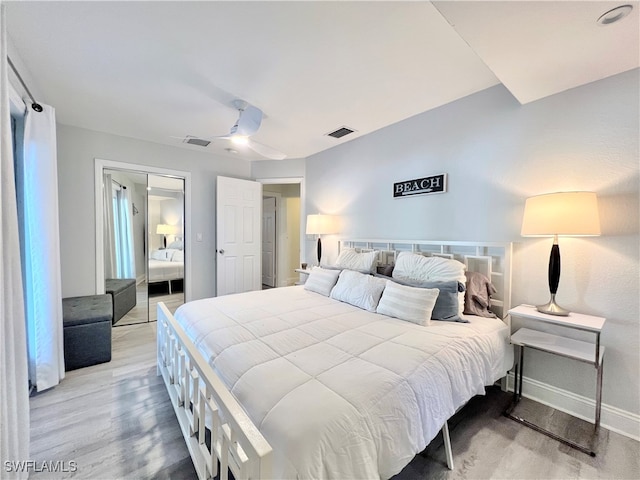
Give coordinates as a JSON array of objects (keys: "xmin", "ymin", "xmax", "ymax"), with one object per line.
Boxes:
[
  {"xmin": 183, "ymin": 136, "xmax": 211, "ymax": 147},
  {"xmin": 326, "ymin": 126, "xmax": 356, "ymax": 139}
]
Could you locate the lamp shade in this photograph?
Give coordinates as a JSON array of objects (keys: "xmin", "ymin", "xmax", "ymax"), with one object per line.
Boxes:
[
  {"xmin": 306, "ymin": 214, "xmax": 338, "ymax": 235},
  {"xmin": 521, "ymin": 192, "xmax": 601, "ymax": 237},
  {"xmin": 156, "ymin": 224, "xmax": 179, "ymax": 235}
]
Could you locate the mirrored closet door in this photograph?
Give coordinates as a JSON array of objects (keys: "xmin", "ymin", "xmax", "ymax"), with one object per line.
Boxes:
[
  {"xmin": 101, "ymin": 167, "xmax": 185, "ymax": 326},
  {"xmin": 146, "ymin": 175, "xmax": 185, "ymax": 322}
]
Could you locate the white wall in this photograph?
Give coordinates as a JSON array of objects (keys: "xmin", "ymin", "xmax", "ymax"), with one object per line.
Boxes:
[
  {"xmin": 57, "ymin": 124, "xmax": 251, "ymax": 301},
  {"xmin": 148, "ymin": 198, "xmax": 163, "ymax": 252},
  {"xmin": 252, "ymin": 158, "xmax": 305, "ymax": 180},
  {"xmin": 303, "ymin": 70, "xmax": 639, "ymax": 422}
]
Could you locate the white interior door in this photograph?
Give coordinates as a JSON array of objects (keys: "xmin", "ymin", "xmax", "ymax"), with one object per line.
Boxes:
[
  {"xmin": 216, "ymin": 176, "xmax": 262, "ymax": 296},
  {"xmin": 262, "ymin": 196, "xmax": 276, "ymax": 287}
]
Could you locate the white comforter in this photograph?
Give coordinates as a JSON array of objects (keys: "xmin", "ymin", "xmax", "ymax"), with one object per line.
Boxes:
[
  {"xmin": 148, "ymin": 259, "xmax": 183, "ymax": 282},
  {"xmin": 175, "ymin": 286, "xmax": 513, "ymax": 479}
]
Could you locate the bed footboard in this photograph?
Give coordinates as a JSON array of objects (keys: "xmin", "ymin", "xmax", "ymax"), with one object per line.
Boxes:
[{"xmin": 157, "ymin": 302, "xmax": 273, "ymax": 480}]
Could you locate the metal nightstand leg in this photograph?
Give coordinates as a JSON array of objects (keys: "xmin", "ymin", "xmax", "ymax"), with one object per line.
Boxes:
[
  {"xmin": 595, "ymin": 356, "xmax": 604, "ymax": 429},
  {"xmin": 504, "ymin": 345, "xmax": 597, "ymax": 457}
]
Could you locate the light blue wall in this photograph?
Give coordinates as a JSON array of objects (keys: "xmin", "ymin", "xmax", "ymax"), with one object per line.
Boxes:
[{"xmin": 302, "ymin": 70, "xmax": 640, "ymax": 417}]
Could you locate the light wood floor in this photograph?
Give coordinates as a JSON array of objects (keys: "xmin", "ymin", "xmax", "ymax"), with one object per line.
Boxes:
[
  {"xmin": 29, "ymin": 323, "xmax": 196, "ymax": 479},
  {"xmin": 30, "ymin": 322, "xmax": 640, "ymax": 479}
]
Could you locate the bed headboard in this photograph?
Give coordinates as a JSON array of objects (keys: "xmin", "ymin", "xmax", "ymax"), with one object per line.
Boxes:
[{"xmin": 338, "ymin": 239, "xmax": 513, "ymax": 321}]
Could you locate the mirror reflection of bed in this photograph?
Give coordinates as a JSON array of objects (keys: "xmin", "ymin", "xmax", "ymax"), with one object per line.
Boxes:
[
  {"xmin": 102, "ymin": 166, "xmax": 185, "ymax": 327},
  {"xmin": 146, "ymin": 175, "xmax": 185, "ymax": 322}
]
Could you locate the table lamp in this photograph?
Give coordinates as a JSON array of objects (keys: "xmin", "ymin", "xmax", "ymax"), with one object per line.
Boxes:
[
  {"xmin": 521, "ymin": 191, "xmax": 600, "ymax": 316},
  {"xmin": 156, "ymin": 224, "xmax": 178, "ymax": 248},
  {"xmin": 306, "ymin": 214, "xmax": 338, "ymax": 265}
]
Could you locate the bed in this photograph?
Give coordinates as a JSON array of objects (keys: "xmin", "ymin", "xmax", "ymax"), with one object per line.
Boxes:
[
  {"xmin": 157, "ymin": 240, "xmax": 513, "ymax": 480},
  {"xmin": 148, "ymin": 247, "xmax": 184, "ymax": 293}
]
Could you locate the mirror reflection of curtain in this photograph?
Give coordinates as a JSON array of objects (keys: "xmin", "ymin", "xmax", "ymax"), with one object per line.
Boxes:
[
  {"xmin": 103, "ymin": 173, "xmax": 116, "ymax": 278},
  {"xmin": 115, "ymin": 185, "xmax": 135, "ymax": 278},
  {"xmin": 104, "ymin": 176, "xmax": 136, "ymax": 279}
]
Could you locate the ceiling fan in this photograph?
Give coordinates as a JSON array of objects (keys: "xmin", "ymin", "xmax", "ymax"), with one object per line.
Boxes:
[{"xmin": 177, "ymin": 100, "xmax": 286, "ymax": 160}]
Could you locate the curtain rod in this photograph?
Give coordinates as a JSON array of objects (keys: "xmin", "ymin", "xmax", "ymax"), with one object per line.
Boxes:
[
  {"xmin": 111, "ymin": 178, "xmax": 127, "ymax": 189},
  {"xmin": 7, "ymin": 56, "xmax": 43, "ymax": 112}
]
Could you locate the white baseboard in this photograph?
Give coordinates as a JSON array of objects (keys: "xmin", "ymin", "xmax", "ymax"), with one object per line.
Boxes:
[{"xmin": 506, "ymin": 373, "xmax": 640, "ymax": 441}]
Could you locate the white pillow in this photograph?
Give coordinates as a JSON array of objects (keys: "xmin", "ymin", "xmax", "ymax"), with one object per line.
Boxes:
[
  {"xmin": 167, "ymin": 240, "xmax": 183, "ymax": 250},
  {"xmin": 304, "ymin": 267, "xmax": 341, "ymax": 297},
  {"xmin": 376, "ymin": 280, "xmax": 439, "ymax": 326},
  {"xmin": 392, "ymin": 251, "xmax": 466, "ymax": 283},
  {"xmin": 334, "ymin": 248, "xmax": 378, "ymax": 273},
  {"xmin": 329, "ymin": 269, "xmax": 386, "ymax": 312},
  {"xmin": 171, "ymin": 249, "xmax": 184, "ymax": 262},
  {"xmin": 150, "ymin": 249, "xmax": 171, "ymax": 261},
  {"xmin": 164, "ymin": 248, "xmax": 180, "ymax": 261},
  {"xmin": 392, "ymin": 252, "xmax": 466, "ymax": 315}
]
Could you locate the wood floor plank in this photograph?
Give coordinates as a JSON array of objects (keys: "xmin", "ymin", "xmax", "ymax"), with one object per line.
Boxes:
[{"xmin": 29, "ymin": 322, "xmax": 640, "ymax": 480}]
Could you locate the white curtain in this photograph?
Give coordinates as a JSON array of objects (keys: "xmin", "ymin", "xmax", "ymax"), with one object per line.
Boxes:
[
  {"xmin": 0, "ymin": 4, "xmax": 30, "ymax": 477},
  {"xmin": 16, "ymin": 100, "xmax": 65, "ymax": 392},
  {"xmin": 103, "ymin": 173, "xmax": 116, "ymax": 279},
  {"xmin": 116, "ymin": 186, "xmax": 136, "ymax": 279}
]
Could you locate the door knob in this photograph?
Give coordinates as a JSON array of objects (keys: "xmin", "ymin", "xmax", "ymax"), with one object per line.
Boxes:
[{"xmin": 218, "ymin": 249, "xmax": 225, "ymax": 255}]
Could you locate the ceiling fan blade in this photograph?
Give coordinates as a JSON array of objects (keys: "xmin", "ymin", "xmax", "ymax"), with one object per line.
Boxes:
[
  {"xmin": 233, "ymin": 105, "xmax": 263, "ymax": 137},
  {"xmin": 247, "ymin": 139, "xmax": 286, "ymax": 160}
]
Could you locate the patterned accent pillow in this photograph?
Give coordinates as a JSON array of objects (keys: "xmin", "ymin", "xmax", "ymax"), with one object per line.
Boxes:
[
  {"xmin": 376, "ymin": 280, "xmax": 439, "ymax": 326},
  {"xmin": 304, "ymin": 267, "xmax": 341, "ymax": 297},
  {"xmin": 329, "ymin": 269, "xmax": 386, "ymax": 312}
]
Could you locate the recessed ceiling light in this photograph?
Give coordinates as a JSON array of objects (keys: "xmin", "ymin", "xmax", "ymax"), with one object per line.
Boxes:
[{"xmin": 597, "ymin": 4, "xmax": 633, "ymax": 25}]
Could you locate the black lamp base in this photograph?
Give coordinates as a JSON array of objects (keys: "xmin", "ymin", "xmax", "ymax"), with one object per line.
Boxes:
[
  {"xmin": 316, "ymin": 237, "xmax": 322, "ymax": 265},
  {"xmin": 536, "ymin": 294, "xmax": 570, "ymax": 316},
  {"xmin": 539, "ymin": 239, "xmax": 570, "ymax": 316}
]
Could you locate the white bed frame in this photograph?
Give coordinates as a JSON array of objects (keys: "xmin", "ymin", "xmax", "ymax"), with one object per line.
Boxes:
[{"xmin": 157, "ymin": 239, "xmax": 512, "ymax": 479}]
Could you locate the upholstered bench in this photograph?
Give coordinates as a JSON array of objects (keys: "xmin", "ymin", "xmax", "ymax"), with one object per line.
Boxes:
[
  {"xmin": 62, "ymin": 295, "xmax": 112, "ymax": 371},
  {"xmin": 105, "ymin": 278, "xmax": 136, "ymax": 324}
]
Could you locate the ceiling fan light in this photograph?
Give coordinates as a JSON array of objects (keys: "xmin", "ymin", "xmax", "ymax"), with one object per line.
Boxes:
[{"xmin": 230, "ymin": 135, "xmax": 249, "ymax": 146}]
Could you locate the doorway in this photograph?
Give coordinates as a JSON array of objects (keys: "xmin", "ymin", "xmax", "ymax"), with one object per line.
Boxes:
[
  {"xmin": 262, "ymin": 195, "xmax": 277, "ymax": 288},
  {"xmin": 261, "ymin": 182, "xmax": 301, "ymax": 288}
]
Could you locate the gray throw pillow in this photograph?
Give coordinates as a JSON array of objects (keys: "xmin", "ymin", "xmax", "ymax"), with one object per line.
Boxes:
[{"xmin": 374, "ymin": 274, "xmax": 466, "ymax": 323}]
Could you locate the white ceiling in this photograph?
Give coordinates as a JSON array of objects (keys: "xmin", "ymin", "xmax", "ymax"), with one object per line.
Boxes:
[{"xmin": 5, "ymin": 1, "xmax": 639, "ymax": 162}]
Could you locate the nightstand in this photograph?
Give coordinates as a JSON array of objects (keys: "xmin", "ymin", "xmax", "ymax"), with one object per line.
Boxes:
[
  {"xmin": 506, "ymin": 304, "xmax": 606, "ymax": 456},
  {"xmin": 294, "ymin": 268, "xmax": 311, "ymax": 285}
]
